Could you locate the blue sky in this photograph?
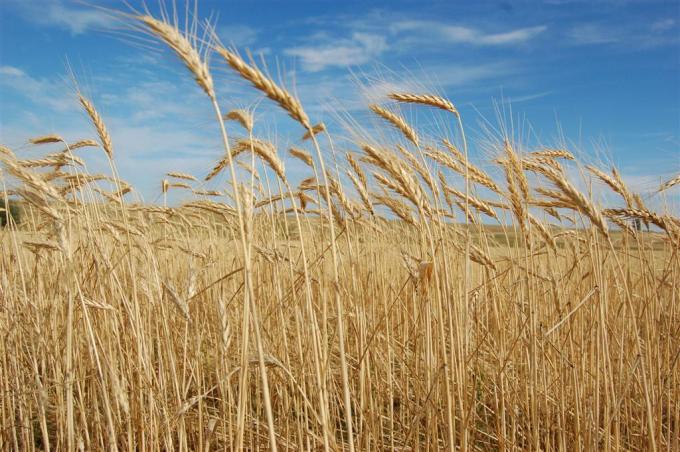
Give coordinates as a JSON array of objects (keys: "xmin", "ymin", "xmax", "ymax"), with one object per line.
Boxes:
[{"xmin": 0, "ymin": 0, "xmax": 678, "ymax": 207}]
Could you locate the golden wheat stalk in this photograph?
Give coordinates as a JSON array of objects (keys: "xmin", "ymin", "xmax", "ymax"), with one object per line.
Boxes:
[
  {"xmin": 442, "ymin": 184, "xmax": 498, "ymax": 219},
  {"xmin": 78, "ymin": 94, "xmax": 113, "ymax": 159},
  {"xmin": 531, "ymin": 148, "xmax": 575, "ymax": 160},
  {"xmin": 586, "ymin": 165, "xmax": 634, "ymax": 207},
  {"xmin": 369, "ymin": 104, "xmax": 419, "ymax": 147},
  {"xmin": 167, "ymin": 172, "xmax": 198, "ymax": 182},
  {"xmin": 504, "ymin": 140, "xmax": 529, "ymax": 200},
  {"xmin": 223, "ymin": 109, "xmax": 254, "ymax": 132},
  {"xmin": 346, "ymin": 153, "xmax": 367, "ymax": 188},
  {"xmin": 372, "ymin": 192, "xmax": 416, "ymax": 225},
  {"xmin": 301, "ymin": 122, "xmax": 326, "ymax": 141},
  {"xmin": 443, "ymin": 140, "xmax": 501, "ymax": 193},
  {"xmin": 234, "ymin": 138, "xmax": 285, "ymax": 180},
  {"xmin": 346, "ymin": 170, "xmax": 373, "ymax": 215},
  {"xmin": 604, "ymin": 208, "xmax": 676, "ymax": 235},
  {"xmin": 396, "ymin": 145, "xmax": 437, "ymax": 196},
  {"xmin": 29, "ymin": 134, "xmax": 64, "ymax": 145},
  {"xmin": 658, "ymin": 173, "xmax": 680, "ymax": 193},
  {"xmin": 289, "ymin": 148, "xmax": 313, "ymax": 167},
  {"xmin": 528, "ymin": 214, "xmax": 557, "ymax": 251},
  {"xmin": 216, "ymin": 47, "xmax": 309, "ymax": 127},
  {"xmin": 525, "ymin": 160, "xmax": 609, "ymax": 237},
  {"xmin": 138, "ymin": 15, "xmax": 214, "ymax": 98},
  {"xmin": 388, "ymin": 93, "xmax": 458, "ymax": 116}
]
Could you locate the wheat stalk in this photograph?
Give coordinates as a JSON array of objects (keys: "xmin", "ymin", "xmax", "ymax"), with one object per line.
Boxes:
[
  {"xmin": 658, "ymin": 173, "xmax": 680, "ymax": 192},
  {"xmin": 369, "ymin": 104, "xmax": 419, "ymax": 147},
  {"xmin": 137, "ymin": 15, "xmax": 214, "ymax": 98},
  {"xmin": 388, "ymin": 93, "xmax": 458, "ymax": 116},
  {"xmin": 216, "ymin": 47, "xmax": 309, "ymax": 127},
  {"xmin": 78, "ymin": 94, "xmax": 113, "ymax": 159},
  {"xmin": 301, "ymin": 122, "xmax": 326, "ymax": 141},
  {"xmin": 223, "ymin": 109, "xmax": 254, "ymax": 132},
  {"xmin": 289, "ymin": 148, "xmax": 313, "ymax": 167}
]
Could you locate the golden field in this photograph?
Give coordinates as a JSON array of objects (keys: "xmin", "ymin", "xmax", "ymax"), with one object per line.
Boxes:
[{"xmin": 1, "ymin": 7, "xmax": 679, "ymax": 451}]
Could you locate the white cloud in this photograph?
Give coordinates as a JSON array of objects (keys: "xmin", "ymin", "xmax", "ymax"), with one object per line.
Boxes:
[
  {"xmin": 566, "ymin": 24, "xmax": 619, "ymax": 45},
  {"xmin": 218, "ymin": 24, "xmax": 259, "ymax": 47},
  {"xmin": 6, "ymin": 0, "xmax": 116, "ymax": 35},
  {"xmin": 0, "ymin": 65, "xmax": 76, "ymax": 113},
  {"xmin": 391, "ymin": 21, "xmax": 547, "ymax": 46},
  {"xmin": 567, "ymin": 19, "xmax": 678, "ymax": 47},
  {"xmin": 285, "ymin": 33, "xmax": 388, "ymax": 72},
  {"xmin": 0, "ymin": 66, "xmax": 26, "ymax": 77},
  {"xmin": 651, "ymin": 18, "xmax": 675, "ymax": 32}
]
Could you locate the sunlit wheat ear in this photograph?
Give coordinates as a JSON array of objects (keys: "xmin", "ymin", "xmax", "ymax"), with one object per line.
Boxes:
[
  {"xmin": 223, "ymin": 110, "xmax": 254, "ymax": 133},
  {"xmin": 346, "ymin": 153, "xmax": 367, "ymax": 188},
  {"xmin": 504, "ymin": 140, "xmax": 529, "ymax": 200},
  {"xmin": 659, "ymin": 173, "xmax": 680, "ymax": 192},
  {"xmin": 441, "ymin": 138, "xmax": 464, "ymax": 160},
  {"xmin": 442, "ymin": 140, "xmax": 501, "ymax": 193},
  {"xmin": 345, "ymin": 170, "xmax": 374, "ymax": 215},
  {"xmin": 531, "ymin": 148, "xmax": 575, "ymax": 160},
  {"xmin": 78, "ymin": 94, "xmax": 113, "ymax": 160},
  {"xmin": 192, "ymin": 189, "xmax": 222, "ymax": 197},
  {"xmin": 301, "ymin": 123, "xmax": 325, "ymax": 141},
  {"xmin": 57, "ymin": 139, "xmax": 99, "ymax": 153},
  {"xmin": 215, "ymin": 47, "xmax": 310, "ymax": 127},
  {"xmin": 524, "ymin": 160, "xmax": 610, "ymax": 238},
  {"xmin": 167, "ymin": 172, "xmax": 198, "ymax": 182},
  {"xmin": 586, "ymin": 165, "xmax": 633, "ymax": 207},
  {"xmin": 426, "ymin": 147, "xmax": 464, "ymax": 173},
  {"xmin": 0, "ymin": 144, "xmax": 14, "ymax": 156},
  {"xmin": 137, "ymin": 15, "xmax": 214, "ymax": 98},
  {"xmin": 289, "ymin": 148, "xmax": 313, "ymax": 167},
  {"xmin": 372, "ymin": 192, "xmax": 416, "ymax": 225},
  {"xmin": 369, "ymin": 104, "xmax": 419, "ymax": 147},
  {"xmin": 604, "ymin": 208, "xmax": 677, "ymax": 237},
  {"xmin": 29, "ymin": 135, "xmax": 64, "ymax": 145},
  {"xmin": 528, "ymin": 214, "xmax": 557, "ymax": 251},
  {"xmin": 442, "ymin": 184, "xmax": 498, "ymax": 219},
  {"xmin": 235, "ymin": 138, "xmax": 285, "ymax": 180},
  {"xmin": 396, "ymin": 145, "xmax": 437, "ymax": 195},
  {"xmin": 161, "ymin": 281, "xmax": 191, "ymax": 321},
  {"xmin": 0, "ymin": 153, "xmax": 62, "ymax": 202},
  {"xmin": 388, "ymin": 93, "xmax": 459, "ymax": 116},
  {"xmin": 523, "ymin": 155, "xmax": 563, "ymax": 172}
]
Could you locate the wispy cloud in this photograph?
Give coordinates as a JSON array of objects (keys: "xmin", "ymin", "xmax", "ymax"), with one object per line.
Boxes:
[
  {"xmin": 566, "ymin": 18, "xmax": 678, "ymax": 47},
  {"xmin": 0, "ymin": 65, "xmax": 76, "ymax": 112},
  {"xmin": 5, "ymin": 0, "xmax": 116, "ymax": 35},
  {"xmin": 285, "ymin": 33, "xmax": 388, "ymax": 72},
  {"xmin": 391, "ymin": 21, "xmax": 547, "ymax": 46},
  {"xmin": 218, "ymin": 24, "xmax": 259, "ymax": 47},
  {"xmin": 0, "ymin": 66, "xmax": 26, "ymax": 77},
  {"xmin": 501, "ymin": 91, "xmax": 554, "ymax": 104},
  {"xmin": 651, "ymin": 18, "xmax": 675, "ymax": 32},
  {"xmin": 566, "ymin": 23, "xmax": 619, "ymax": 44}
]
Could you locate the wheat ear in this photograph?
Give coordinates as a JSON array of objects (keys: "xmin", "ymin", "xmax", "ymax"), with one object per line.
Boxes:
[
  {"xmin": 369, "ymin": 104, "xmax": 419, "ymax": 147},
  {"xmin": 658, "ymin": 174, "xmax": 680, "ymax": 193},
  {"xmin": 137, "ymin": 15, "xmax": 214, "ymax": 98},
  {"xmin": 223, "ymin": 109, "xmax": 254, "ymax": 132},
  {"xmin": 78, "ymin": 94, "xmax": 113, "ymax": 160},
  {"xmin": 388, "ymin": 93, "xmax": 458, "ymax": 116},
  {"xmin": 216, "ymin": 47, "xmax": 309, "ymax": 127}
]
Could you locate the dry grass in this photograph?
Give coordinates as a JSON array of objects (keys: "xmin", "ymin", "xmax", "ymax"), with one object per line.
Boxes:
[{"xmin": 0, "ymin": 6, "xmax": 678, "ymax": 452}]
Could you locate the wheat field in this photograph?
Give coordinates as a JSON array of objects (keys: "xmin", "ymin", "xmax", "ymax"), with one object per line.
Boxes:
[{"xmin": 1, "ymin": 6, "xmax": 679, "ymax": 452}]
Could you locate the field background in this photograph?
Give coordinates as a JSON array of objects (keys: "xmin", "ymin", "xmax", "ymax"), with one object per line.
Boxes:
[{"xmin": 1, "ymin": 6, "xmax": 679, "ymax": 451}]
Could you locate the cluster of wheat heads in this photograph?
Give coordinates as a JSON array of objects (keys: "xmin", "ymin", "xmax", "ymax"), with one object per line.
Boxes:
[{"xmin": 1, "ymin": 7, "xmax": 679, "ymax": 452}]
